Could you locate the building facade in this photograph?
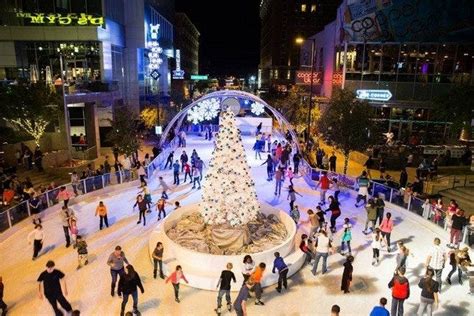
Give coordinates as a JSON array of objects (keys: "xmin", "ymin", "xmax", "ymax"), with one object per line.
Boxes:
[
  {"xmin": 174, "ymin": 12, "xmax": 199, "ymax": 77},
  {"xmin": 258, "ymin": 0, "xmax": 340, "ymax": 91},
  {"xmin": 0, "ymin": 0, "xmax": 175, "ymax": 157},
  {"xmin": 300, "ymin": 0, "xmax": 474, "ymax": 142}
]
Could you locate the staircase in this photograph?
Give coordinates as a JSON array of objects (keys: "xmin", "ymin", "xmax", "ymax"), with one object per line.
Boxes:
[
  {"xmin": 14, "ymin": 167, "xmax": 71, "ymax": 188},
  {"xmin": 439, "ymin": 187, "xmax": 474, "ymax": 215}
]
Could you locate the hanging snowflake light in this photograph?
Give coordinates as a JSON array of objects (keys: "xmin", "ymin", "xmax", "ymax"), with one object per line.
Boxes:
[
  {"xmin": 251, "ymin": 102, "xmax": 265, "ymax": 116},
  {"xmin": 198, "ymin": 98, "xmax": 221, "ymax": 121},
  {"xmin": 187, "ymin": 106, "xmax": 202, "ymax": 124}
]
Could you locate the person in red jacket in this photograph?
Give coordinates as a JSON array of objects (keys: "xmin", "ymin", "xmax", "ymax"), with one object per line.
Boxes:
[
  {"xmin": 380, "ymin": 212, "xmax": 394, "ymax": 252},
  {"xmin": 388, "ymin": 267, "xmax": 410, "ymax": 316},
  {"xmin": 315, "ymin": 171, "xmax": 330, "ymax": 205},
  {"xmin": 166, "ymin": 265, "xmax": 189, "ymax": 303}
]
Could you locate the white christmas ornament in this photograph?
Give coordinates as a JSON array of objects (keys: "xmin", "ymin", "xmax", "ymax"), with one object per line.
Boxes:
[
  {"xmin": 251, "ymin": 102, "xmax": 265, "ymax": 116},
  {"xmin": 201, "ymin": 109, "xmax": 260, "ymax": 227}
]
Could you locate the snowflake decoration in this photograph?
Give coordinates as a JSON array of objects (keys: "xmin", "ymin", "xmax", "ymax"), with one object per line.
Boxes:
[
  {"xmin": 187, "ymin": 98, "xmax": 221, "ymax": 123},
  {"xmin": 251, "ymin": 102, "xmax": 265, "ymax": 116},
  {"xmin": 187, "ymin": 106, "xmax": 202, "ymax": 124}
]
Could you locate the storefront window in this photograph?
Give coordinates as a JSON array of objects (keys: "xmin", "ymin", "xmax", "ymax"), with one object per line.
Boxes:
[
  {"xmin": 39, "ymin": 0, "xmax": 55, "ymax": 13},
  {"xmin": 55, "ymin": 0, "xmax": 69, "ymax": 14},
  {"xmin": 71, "ymin": 0, "xmax": 87, "ymax": 13},
  {"xmin": 345, "ymin": 44, "xmax": 362, "ymax": 80},
  {"xmin": 416, "ymin": 43, "xmax": 437, "ymax": 83},
  {"xmin": 380, "ymin": 43, "xmax": 399, "ymax": 81},
  {"xmin": 362, "ymin": 43, "xmax": 381, "ymax": 81},
  {"xmin": 397, "ymin": 43, "xmax": 419, "ymax": 82},
  {"xmin": 453, "ymin": 44, "xmax": 473, "ymax": 84}
]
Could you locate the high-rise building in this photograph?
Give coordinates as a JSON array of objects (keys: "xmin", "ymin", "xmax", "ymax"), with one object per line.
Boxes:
[
  {"xmin": 258, "ymin": 0, "xmax": 340, "ymax": 91},
  {"xmin": 0, "ymin": 0, "xmax": 175, "ymax": 157},
  {"xmin": 174, "ymin": 12, "xmax": 200, "ymax": 77}
]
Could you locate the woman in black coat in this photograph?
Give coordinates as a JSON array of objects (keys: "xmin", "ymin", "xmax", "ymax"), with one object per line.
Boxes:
[
  {"xmin": 341, "ymin": 255, "xmax": 354, "ymax": 293},
  {"xmin": 118, "ymin": 265, "xmax": 144, "ymax": 316}
]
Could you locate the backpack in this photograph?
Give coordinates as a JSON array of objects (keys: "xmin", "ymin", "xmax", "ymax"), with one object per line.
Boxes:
[{"xmin": 392, "ymin": 278, "xmax": 409, "ymax": 299}]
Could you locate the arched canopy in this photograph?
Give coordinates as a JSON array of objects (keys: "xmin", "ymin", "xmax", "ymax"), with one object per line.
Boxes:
[{"xmin": 160, "ymin": 90, "xmax": 301, "ymax": 151}]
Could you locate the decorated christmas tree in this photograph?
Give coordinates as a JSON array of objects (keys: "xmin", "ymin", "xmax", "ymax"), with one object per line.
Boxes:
[{"xmin": 201, "ymin": 109, "xmax": 260, "ymax": 227}]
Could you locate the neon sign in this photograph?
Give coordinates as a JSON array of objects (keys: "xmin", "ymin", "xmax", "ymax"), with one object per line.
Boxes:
[
  {"xmin": 356, "ymin": 89, "xmax": 393, "ymax": 102},
  {"xmin": 16, "ymin": 12, "xmax": 104, "ymax": 26},
  {"xmin": 295, "ymin": 71, "xmax": 322, "ymax": 85},
  {"xmin": 172, "ymin": 49, "xmax": 185, "ymax": 79},
  {"xmin": 332, "ymin": 72, "xmax": 343, "ymax": 86},
  {"xmin": 148, "ymin": 24, "xmax": 163, "ymax": 77}
]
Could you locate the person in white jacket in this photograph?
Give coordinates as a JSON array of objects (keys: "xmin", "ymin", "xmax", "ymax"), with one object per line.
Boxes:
[{"xmin": 28, "ymin": 224, "xmax": 44, "ymax": 260}]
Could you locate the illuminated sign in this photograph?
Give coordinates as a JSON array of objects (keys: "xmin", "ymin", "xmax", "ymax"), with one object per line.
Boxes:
[
  {"xmin": 356, "ymin": 89, "xmax": 393, "ymax": 101},
  {"xmin": 295, "ymin": 71, "xmax": 322, "ymax": 85},
  {"xmin": 191, "ymin": 75, "xmax": 209, "ymax": 80},
  {"xmin": 16, "ymin": 12, "xmax": 104, "ymax": 26},
  {"xmin": 172, "ymin": 49, "xmax": 185, "ymax": 79},
  {"xmin": 148, "ymin": 24, "xmax": 163, "ymax": 77}
]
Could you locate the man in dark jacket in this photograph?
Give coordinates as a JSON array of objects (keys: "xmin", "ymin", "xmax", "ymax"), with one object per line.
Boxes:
[
  {"xmin": 399, "ymin": 168, "xmax": 408, "ymax": 188},
  {"xmin": 272, "ymin": 252, "xmax": 289, "ymax": 293},
  {"xmin": 449, "ymin": 209, "xmax": 467, "ymax": 248},
  {"xmin": 118, "ymin": 265, "xmax": 144, "ymax": 316},
  {"xmin": 388, "ymin": 267, "xmax": 410, "ymax": 316}
]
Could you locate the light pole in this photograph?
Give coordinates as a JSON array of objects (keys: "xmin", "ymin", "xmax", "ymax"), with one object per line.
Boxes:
[
  {"xmin": 59, "ymin": 52, "xmax": 72, "ymax": 153},
  {"xmin": 295, "ymin": 37, "xmax": 316, "ymax": 138}
]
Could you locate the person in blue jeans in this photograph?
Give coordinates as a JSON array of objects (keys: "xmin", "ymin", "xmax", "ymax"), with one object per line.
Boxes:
[
  {"xmin": 118, "ymin": 265, "xmax": 144, "ymax": 316},
  {"xmin": 388, "ymin": 267, "xmax": 410, "ymax": 316},
  {"xmin": 107, "ymin": 246, "xmax": 129, "ymax": 297},
  {"xmin": 272, "ymin": 252, "xmax": 289, "ymax": 292},
  {"xmin": 312, "ymin": 230, "xmax": 333, "ymax": 276}
]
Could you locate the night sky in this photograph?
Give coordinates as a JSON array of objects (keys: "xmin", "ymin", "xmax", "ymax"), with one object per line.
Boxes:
[{"xmin": 175, "ymin": 0, "xmax": 260, "ymax": 78}]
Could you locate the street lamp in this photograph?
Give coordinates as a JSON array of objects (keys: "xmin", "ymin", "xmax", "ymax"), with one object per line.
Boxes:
[{"xmin": 295, "ymin": 36, "xmax": 316, "ymax": 139}]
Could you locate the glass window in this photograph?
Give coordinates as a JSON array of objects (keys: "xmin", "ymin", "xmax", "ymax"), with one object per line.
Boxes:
[
  {"xmin": 23, "ymin": 0, "xmax": 39, "ymax": 12},
  {"xmin": 345, "ymin": 44, "xmax": 362, "ymax": 80},
  {"xmin": 363, "ymin": 43, "xmax": 381, "ymax": 81},
  {"xmin": 380, "ymin": 43, "xmax": 399, "ymax": 81},
  {"xmin": 55, "ymin": 0, "xmax": 69, "ymax": 14},
  {"xmin": 311, "ymin": 4, "xmax": 316, "ymax": 12},
  {"xmin": 71, "ymin": 0, "xmax": 87, "ymax": 12},
  {"xmin": 416, "ymin": 43, "xmax": 437, "ymax": 83},
  {"xmin": 301, "ymin": 4, "xmax": 307, "ymax": 12},
  {"xmin": 87, "ymin": 0, "xmax": 102, "ymax": 15},
  {"xmin": 39, "ymin": 0, "xmax": 55, "ymax": 13},
  {"xmin": 453, "ymin": 44, "xmax": 473, "ymax": 84},
  {"xmin": 397, "ymin": 43, "xmax": 419, "ymax": 81}
]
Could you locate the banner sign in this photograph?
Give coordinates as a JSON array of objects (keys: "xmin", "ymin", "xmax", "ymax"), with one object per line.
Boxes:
[
  {"xmin": 191, "ymin": 75, "xmax": 208, "ymax": 80},
  {"xmin": 172, "ymin": 49, "xmax": 185, "ymax": 79},
  {"xmin": 148, "ymin": 24, "xmax": 163, "ymax": 76},
  {"xmin": 295, "ymin": 71, "xmax": 322, "ymax": 85},
  {"xmin": 16, "ymin": 12, "xmax": 104, "ymax": 26},
  {"xmin": 356, "ymin": 89, "xmax": 393, "ymax": 101}
]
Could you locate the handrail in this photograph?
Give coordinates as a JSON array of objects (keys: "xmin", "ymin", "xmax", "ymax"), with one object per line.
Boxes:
[{"xmin": 0, "ymin": 144, "xmax": 172, "ymax": 234}]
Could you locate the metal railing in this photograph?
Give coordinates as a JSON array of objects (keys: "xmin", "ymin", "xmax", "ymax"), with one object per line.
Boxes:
[
  {"xmin": 0, "ymin": 140, "xmax": 182, "ymax": 234},
  {"xmin": 299, "ymin": 159, "xmax": 471, "ymax": 245}
]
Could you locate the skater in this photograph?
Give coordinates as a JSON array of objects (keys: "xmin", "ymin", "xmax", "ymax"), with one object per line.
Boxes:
[
  {"xmin": 180, "ymin": 151, "xmax": 188, "ymax": 172},
  {"xmin": 152, "ymin": 242, "xmax": 164, "ymax": 279},
  {"xmin": 312, "ymin": 230, "xmax": 333, "ymax": 276},
  {"xmin": 293, "ymin": 151, "xmax": 301, "ymax": 174},
  {"xmin": 138, "ymin": 181, "xmax": 152, "ymax": 210},
  {"xmin": 28, "ymin": 224, "xmax": 44, "ymax": 260},
  {"xmin": 250, "ymin": 262, "xmax": 266, "ymax": 305},
  {"xmin": 261, "ymin": 154, "xmax": 274, "ymax": 181},
  {"xmin": 107, "ymin": 246, "xmax": 129, "ymax": 297},
  {"xmin": 340, "ymin": 218, "xmax": 352, "ymax": 255},
  {"xmin": 425, "ymin": 237, "xmax": 446, "ymax": 292},
  {"xmin": 286, "ymin": 167, "xmax": 294, "ymax": 185},
  {"xmin": 364, "ymin": 199, "xmax": 378, "ymax": 234},
  {"xmin": 183, "ymin": 162, "xmax": 192, "ymax": 183},
  {"xmin": 156, "ymin": 197, "xmax": 167, "ymax": 221},
  {"xmin": 95, "ymin": 201, "xmax": 109, "ymax": 230},
  {"xmin": 388, "ymin": 267, "xmax": 410, "ymax": 316},
  {"xmin": 370, "ymin": 297, "xmax": 389, "ymax": 316},
  {"xmin": 299, "ymin": 234, "xmax": 314, "ymax": 264},
  {"xmin": 314, "ymin": 171, "xmax": 330, "ymax": 205},
  {"xmin": 290, "ymin": 205, "xmax": 300, "ymax": 224},
  {"xmin": 30, "ymin": 192, "xmax": 42, "ymax": 225},
  {"xmin": 417, "ymin": 268, "xmax": 439, "ymax": 316},
  {"xmin": 136, "ymin": 162, "xmax": 146, "ymax": 183},
  {"xmin": 241, "ymin": 255, "xmax": 255, "ymax": 285},
  {"xmin": 396, "ymin": 242, "xmax": 410, "ymax": 270},
  {"xmin": 76, "ymin": 235, "xmax": 88, "ymax": 269},
  {"xmin": 272, "ymin": 252, "xmax": 288, "ymax": 293},
  {"xmin": 287, "ymin": 185, "xmax": 302, "ymax": 211},
  {"xmin": 69, "ymin": 218, "xmax": 78, "ymax": 248},
  {"xmin": 191, "ymin": 167, "xmax": 201, "ymax": 189},
  {"xmin": 446, "ymin": 247, "xmax": 472, "ymax": 285},
  {"xmin": 341, "ymin": 255, "xmax": 354, "ymax": 293},
  {"xmin": 274, "ymin": 167, "xmax": 283, "ymax": 196},
  {"xmin": 380, "ymin": 212, "xmax": 394, "ymax": 252},
  {"xmin": 372, "ymin": 228, "xmax": 382, "ymax": 265},
  {"xmin": 164, "ymin": 151, "xmax": 174, "ymax": 170},
  {"xmin": 215, "ymin": 263, "xmax": 236, "ymax": 314},
  {"xmin": 448, "ymin": 209, "xmax": 467, "ymax": 249},
  {"xmin": 118, "ymin": 265, "xmax": 144, "ymax": 316},
  {"xmin": 300, "ymin": 209, "xmax": 320, "ymax": 237},
  {"xmin": 158, "ymin": 176, "xmax": 170, "ymax": 199},
  {"xmin": 166, "ymin": 265, "xmax": 189, "ymax": 303},
  {"xmin": 326, "ymin": 196, "xmax": 341, "ymax": 233},
  {"xmin": 0, "ymin": 276, "xmax": 6, "ymax": 316},
  {"xmin": 332, "ymin": 178, "xmax": 341, "ymax": 202},
  {"xmin": 373, "ymin": 195, "xmax": 385, "ymax": 225},
  {"xmin": 172, "ymin": 160, "xmax": 180, "ymax": 185},
  {"xmin": 37, "ymin": 260, "xmax": 72, "ymax": 316},
  {"xmin": 133, "ymin": 195, "xmax": 148, "ymax": 226},
  {"xmin": 355, "ymin": 171, "xmax": 370, "ymax": 207},
  {"xmin": 59, "ymin": 206, "xmax": 75, "ymax": 248}
]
